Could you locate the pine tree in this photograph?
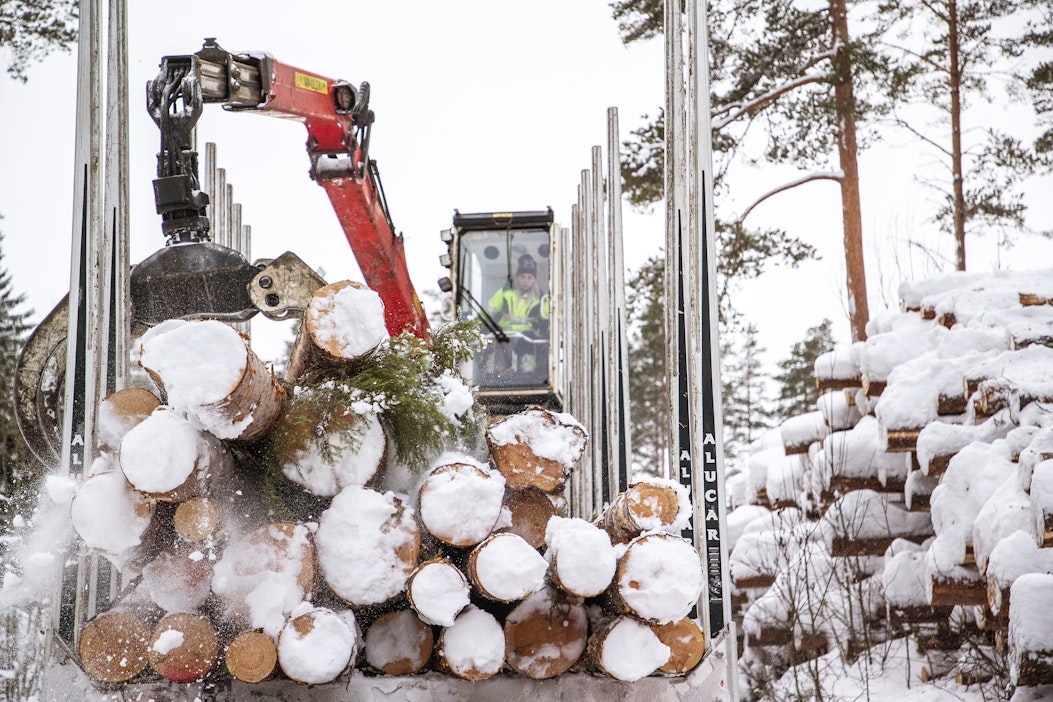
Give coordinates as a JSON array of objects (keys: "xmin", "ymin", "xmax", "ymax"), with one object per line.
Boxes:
[
  {"xmin": 721, "ymin": 320, "xmax": 773, "ymax": 475},
  {"xmin": 0, "ymin": 0, "xmax": 78, "ymax": 82},
  {"xmin": 625, "ymin": 256, "xmax": 667, "ymax": 473},
  {"xmin": 0, "ymin": 229, "xmax": 35, "ymax": 533},
  {"xmin": 773, "ymin": 319, "xmax": 835, "ymax": 422}
]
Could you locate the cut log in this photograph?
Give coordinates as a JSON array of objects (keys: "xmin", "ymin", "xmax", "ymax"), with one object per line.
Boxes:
[
  {"xmin": 148, "ymin": 613, "xmax": 219, "ymax": 683},
  {"xmin": 651, "ymin": 617, "xmax": 706, "ymax": 675},
  {"xmin": 79, "ymin": 611, "xmax": 152, "ymax": 684},
  {"xmin": 406, "ymin": 558, "xmax": 470, "ymax": 627},
  {"xmin": 597, "ymin": 477, "xmax": 689, "ymax": 544},
  {"xmin": 937, "ymin": 392, "xmax": 968, "ymax": 416},
  {"xmin": 504, "ymin": 588, "xmax": 588, "ymax": 679},
  {"xmin": 97, "ymin": 387, "xmax": 160, "ymax": 451},
  {"xmin": 285, "ymin": 280, "xmax": 388, "ymax": 382},
  {"xmin": 545, "ymin": 516, "xmax": 617, "ymax": 598},
  {"xmin": 364, "ymin": 610, "xmax": 434, "ymax": 675},
  {"xmin": 929, "ymin": 570, "xmax": 988, "ymax": 607},
  {"xmin": 315, "ymin": 486, "xmax": 420, "ymax": 607},
  {"xmin": 138, "ymin": 319, "xmax": 285, "ymax": 442},
  {"xmin": 885, "ymin": 428, "xmax": 922, "ymax": 453},
  {"xmin": 173, "ymin": 497, "xmax": 219, "ymax": 543},
  {"xmin": 271, "ymin": 401, "xmax": 386, "ymax": 497},
  {"xmin": 225, "ymin": 631, "xmax": 277, "ymax": 684},
  {"xmin": 499, "ymin": 487, "xmax": 556, "ymax": 548},
  {"xmin": 587, "ymin": 615, "xmax": 670, "ymax": 682},
  {"xmin": 70, "ymin": 470, "xmax": 154, "ymax": 570},
  {"xmin": 610, "ymin": 532, "xmax": 704, "ymax": 625},
  {"xmin": 212, "ymin": 522, "xmax": 315, "ymax": 636},
  {"xmin": 467, "ymin": 532, "xmax": 548, "ymax": 603},
  {"xmin": 277, "ymin": 607, "xmax": 358, "ymax": 685},
  {"xmin": 436, "ymin": 605, "xmax": 505, "ymax": 681},
  {"xmin": 486, "ymin": 406, "xmax": 587, "ymax": 493},
  {"xmin": 417, "ymin": 458, "xmax": 505, "ymax": 547},
  {"xmin": 1018, "ymin": 292, "xmax": 1049, "ymax": 307},
  {"xmin": 119, "ymin": 407, "xmax": 234, "ymax": 502},
  {"xmin": 141, "ymin": 545, "xmax": 213, "ymax": 613}
]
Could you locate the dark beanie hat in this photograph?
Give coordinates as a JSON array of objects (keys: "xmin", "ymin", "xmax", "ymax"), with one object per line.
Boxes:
[{"xmin": 517, "ymin": 254, "xmax": 537, "ymax": 276}]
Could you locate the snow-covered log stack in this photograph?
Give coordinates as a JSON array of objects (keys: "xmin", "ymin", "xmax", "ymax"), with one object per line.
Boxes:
[{"xmin": 64, "ymin": 283, "xmax": 711, "ymax": 690}]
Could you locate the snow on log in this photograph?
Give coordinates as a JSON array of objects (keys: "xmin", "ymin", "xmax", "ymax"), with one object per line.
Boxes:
[
  {"xmin": 363, "ymin": 610, "xmax": 434, "ymax": 675},
  {"xmin": 406, "ymin": 558, "xmax": 470, "ymax": 627},
  {"xmin": 436, "ymin": 605, "xmax": 506, "ymax": 681},
  {"xmin": 138, "ymin": 319, "xmax": 285, "ymax": 442},
  {"xmin": 486, "ymin": 407, "xmax": 587, "ymax": 493},
  {"xmin": 285, "ymin": 280, "xmax": 388, "ymax": 382},
  {"xmin": 315, "ymin": 486, "xmax": 420, "ymax": 607},
  {"xmin": 499, "ymin": 487, "xmax": 556, "ymax": 548},
  {"xmin": 972, "ymin": 476, "xmax": 1031, "ymax": 574},
  {"xmin": 141, "ymin": 545, "xmax": 212, "ymax": 613},
  {"xmin": 277, "ymin": 606, "xmax": 358, "ymax": 685},
  {"xmin": 651, "ymin": 617, "xmax": 706, "ymax": 675},
  {"xmin": 79, "ymin": 611, "xmax": 152, "ymax": 684},
  {"xmin": 1031, "ymin": 459, "xmax": 1053, "ymax": 547},
  {"xmin": 70, "ymin": 470, "xmax": 154, "ymax": 570},
  {"xmin": 272, "ymin": 405, "xmax": 386, "ymax": 497},
  {"xmin": 821, "ymin": 490, "xmax": 933, "ymax": 557},
  {"xmin": 417, "ymin": 456, "xmax": 505, "ymax": 547},
  {"xmin": 119, "ymin": 407, "xmax": 233, "ymax": 502},
  {"xmin": 97, "ymin": 387, "xmax": 160, "ymax": 451},
  {"xmin": 466, "ymin": 532, "xmax": 548, "ymax": 603},
  {"xmin": 609, "ymin": 532, "xmax": 705, "ymax": 625},
  {"xmin": 173, "ymin": 497, "xmax": 219, "ymax": 543},
  {"xmin": 148, "ymin": 612, "xmax": 219, "ymax": 683},
  {"xmin": 545, "ymin": 516, "xmax": 616, "ymax": 598},
  {"xmin": 986, "ymin": 530, "xmax": 1053, "ymax": 616},
  {"xmin": 779, "ymin": 411, "xmax": 828, "ymax": 455},
  {"xmin": 816, "ymin": 389, "xmax": 862, "ymax": 432},
  {"xmin": 225, "ymin": 630, "xmax": 277, "ymax": 684},
  {"xmin": 814, "ymin": 345, "xmax": 861, "ymax": 391},
  {"xmin": 1009, "ymin": 573, "xmax": 1053, "ymax": 687},
  {"xmin": 825, "ymin": 417, "xmax": 909, "ymax": 494},
  {"xmin": 211, "ymin": 522, "xmax": 314, "ymax": 638},
  {"xmin": 587, "ymin": 615, "xmax": 670, "ymax": 682},
  {"xmin": 597, "ymin": 477, "xmax": 690, "ymax": 544},
  {"xmin": 503, "ymin": 588, "xmax": 587, "ymax": 679}
]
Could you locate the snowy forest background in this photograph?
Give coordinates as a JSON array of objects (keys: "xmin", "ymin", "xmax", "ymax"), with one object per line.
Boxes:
[{"xmin": 0, "ymin": 0, "xmax": 1051, "ymax": 700}]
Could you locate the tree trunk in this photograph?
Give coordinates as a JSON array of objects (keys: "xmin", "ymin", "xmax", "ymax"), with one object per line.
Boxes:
[
  {"xmin": 97, "ymin": 387, "xmax": 160, "ymax": 451},
  {"xmin": 499, "ymin": 487, "xmax": 556, "ymax": 549},
  {"xmin": 173, "ymin": 497, "xmax": 219, "ymax": 543},
  {"xmin": 546, "ymin": 516, "xmax": 617, "ymax": 598},
  {"xmin": 225, "ymin": 631, "xmax": 277, "ymax": 683},
  {"xmin": 651, "ymin": 617, "xmax": 706, "ymax": 675},
  {"xmin": 947, "ymin": 0, "xmax": 967, "ymax": 270},
  {"xmin": 829, "ymin": 0, "xmax": 870, "ymax": 341},
  {"xmin": 504, "ymin": 589, "xmax": 588, "ymax": 679},
  {"xmin": 598, "ymin": 479, "xmax": 687, "ymax": 543},
  {"xmin": 363, "ymin": 610, "xmax": 434, "ymax": 675},
  {"xmin": 406, "ymin": 558, "xmax": 470, "ymax": 627},
  {"xmin": 417, "ymin": 460, "xmax": 505, "ymax": 547},
  {"xmin": 148, "ymin": 613, "xmax": 219, "ymax": 683},
  {"xmin": 486, "ymin": 407, "xmax": 588, "ymax": 492},
  {"xmin": 79, "ymin": 611, "xmax": 152, "ymax": 684},
  {"xmin": 466, "ymin": 532, "xmax": 548, "ymax": 603},
  {"xmin": 609, "ymin": 532, "xmax": 704, "ymax": 624},
  {"xmin": 276, "ymin": 607, "xmax": 358, "ymax": 684},
  {"xmin": 587, "ymin": 615, "xmax": 670, "ymax": 682},
  {"xmin": 436, "ymin": 605, "xmax": 505, "ymax": 681}
]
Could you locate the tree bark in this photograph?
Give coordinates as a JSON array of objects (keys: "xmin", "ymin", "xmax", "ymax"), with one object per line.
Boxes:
[
  {"xmin": 829, "ymin": 0, "xmax": 870, "ymax": 341},
  {"xmin": 947, "ymin": 0, "xmax": 967, "ymax": 270}
]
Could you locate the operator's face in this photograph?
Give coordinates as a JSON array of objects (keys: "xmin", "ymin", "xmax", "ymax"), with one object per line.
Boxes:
[{"xmin": 516, "ymin": 272, "xmax": 536, "ymax": 292}]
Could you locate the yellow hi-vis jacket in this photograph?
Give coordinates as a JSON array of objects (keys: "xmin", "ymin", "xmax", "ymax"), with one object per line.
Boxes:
[{"xmin": 487, "ymin": 286, "xmax": 549, "ymax": 333}]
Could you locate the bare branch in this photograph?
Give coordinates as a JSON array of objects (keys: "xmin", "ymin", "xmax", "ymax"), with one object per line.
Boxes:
[{"xmin": 734, "ymin": 172, "xmax": 844, "ymax": 225}]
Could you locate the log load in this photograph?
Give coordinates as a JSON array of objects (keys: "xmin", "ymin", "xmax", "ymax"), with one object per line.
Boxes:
[
  {"xmin": 119, "ymin": 407, "xmax": 234, "ymax": 502},
  {"xmin": 486, "ymin": 406, "xmax": 587, "ymax": 492},
  {"xmin": 315, "ymin": 486, "xmax": 420, "ymax": 607},
  {"xmin": 277, "ymin": 607, "xmax": 358, "ymax": 685},
  {"xmin": 609, "ymin": 532, "xmax": 705, "ymax": 625},
  {"xmin": 545, "ymin": 516, "xmax": 617, "ymax": 598},
  {"xmin": 285, "ymin": 280, "xmax": 388, "ymax": 382},
  {"xmin": 417, "ymin": 458, "xmax": 506, "ymax": 547},
  {"xmin": 406, "ymin": 558, "xmax": 471, "ymax": 627},
  {"xmin": 138, "ymin": 319, "xmax": 285, "ymax": 442},
  {"xmin": 597, "ymin": 477, "xmax": 689, "ymax": 544},
  {"xmin": 499, "ymin": 487, "xmax": 556, "ymax": 548},
  {"xmin": 173, "ymin": 497, "xmax": 220, "ymax": 543},
  {"xmin": 651, "ymin": 617, "xmax": 706, "ymax": 675},
  {"xmin": 1008, "ymin": 573, "xmax": 1053, "ymax": 687},
  {"xmin": 79, "ymin": 611, "xmax": 152, "ymax": 684},
  {"xmin": 504, "ymin": 588, "xmax": 588, "ymax": 679},
  {"xmin": 466, "ymin": 532, "xmax": 548, "ymax": 603},
  {"xmin": 225, "ymin": 631, "xmax": 277, "ymax": 684},
  {"xmin": 363, "ymin": 610, "xmax": 434, "ymax": 675},
  {"xmin": 587, "ymin": 615, "xmax": 671, "ymax": 682},
  {"xmin": 436, "ymin": 605, "xmax": 505, "ymax": 681},
  {"xmin": 96, "ymin": 387, "xmax": 160, "ymax": 451},
  {"xmin": 70, "ymin": 470, "xmax": 154, "ymax": 569},
  {"xmin": 148, "ymin": 613, "xmax": 219, "ymax": 683}
]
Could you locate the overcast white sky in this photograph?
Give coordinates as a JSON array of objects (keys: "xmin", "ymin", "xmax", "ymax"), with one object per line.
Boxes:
[{"xmin": 1, "ymin": 1, "xmax": 1050, "ymax": 367}]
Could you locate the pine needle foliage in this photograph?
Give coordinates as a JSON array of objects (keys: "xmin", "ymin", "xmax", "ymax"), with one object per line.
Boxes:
[{"xmin": 275, "ymin": 320, "xmax": 484, "ymax": 473}]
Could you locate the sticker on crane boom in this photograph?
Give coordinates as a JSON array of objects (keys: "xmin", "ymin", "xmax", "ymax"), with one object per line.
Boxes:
[{"xmin": 295, "ymin": 72, "xmax": 328, "ymax": 95}]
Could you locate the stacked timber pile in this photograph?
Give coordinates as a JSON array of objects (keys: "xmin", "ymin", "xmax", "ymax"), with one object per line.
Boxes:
[
  {"xmin": 727, "ymin": 268, "xmax": 1053, "ymax": 693},
  {"xmin": 65, "ymin": 280, "xmax": 708, "ymax": 690}
]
